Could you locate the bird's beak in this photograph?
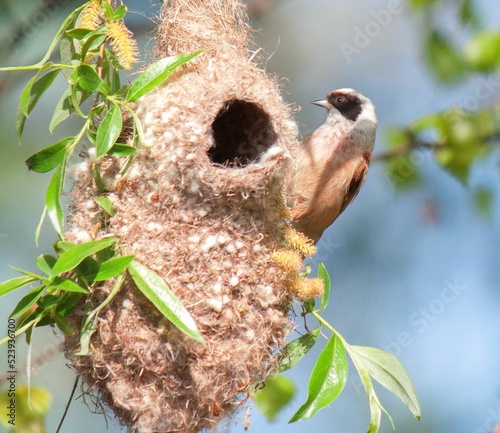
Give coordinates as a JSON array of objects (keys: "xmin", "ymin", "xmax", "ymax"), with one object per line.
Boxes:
[{"xmin": 311, "ymin": 99, "xmax": 331, "ymax": 110}]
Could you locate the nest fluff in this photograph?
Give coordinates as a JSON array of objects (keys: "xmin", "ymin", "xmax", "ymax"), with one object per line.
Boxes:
[{"xmin": 64, "ymin": 0, "xmax": 301, "ymax": 432}]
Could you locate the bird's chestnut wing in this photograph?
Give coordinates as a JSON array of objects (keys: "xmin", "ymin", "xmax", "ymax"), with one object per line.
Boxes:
[{"xmin": 338, "ymin": 153, "xmax": 370, "ymax": 216}]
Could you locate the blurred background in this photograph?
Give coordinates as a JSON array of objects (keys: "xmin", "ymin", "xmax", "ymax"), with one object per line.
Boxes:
[{"xmin": 0, "ymin": 0, "xmax": 499, "ymax": 432}]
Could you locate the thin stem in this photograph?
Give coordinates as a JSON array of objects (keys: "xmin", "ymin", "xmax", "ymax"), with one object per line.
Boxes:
[
  {"xmin": 0, "ymin": 63, "xmax": 77, "ymax": 72},
  {"xmin": 122, "ymin": 104, "xmax": 147, "ymax": 147},
  {"xmin": 372, "ymin": 129, "xmax": 500, "ymax": 162},
  {"xmin": 311, "ymin": 310, "xmax": 349, "ymax": 347},
  {"xmin": 55, "ymin": 375, "xmax": 79, "ymax": 433},
  {"xmin": 33, "ymin": 4, "xmax": 87, "ymax": 67}
]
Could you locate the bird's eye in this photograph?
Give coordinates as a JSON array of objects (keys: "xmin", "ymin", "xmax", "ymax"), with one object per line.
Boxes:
[{"xmin": 335, "ymin": 96, "xmax": 346, "ymax": 105}]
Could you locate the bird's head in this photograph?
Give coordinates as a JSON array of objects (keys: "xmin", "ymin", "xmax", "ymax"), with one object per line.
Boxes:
[{"xmin": 312, "ymin": 88, "xmax": 377, "ymax": 126}]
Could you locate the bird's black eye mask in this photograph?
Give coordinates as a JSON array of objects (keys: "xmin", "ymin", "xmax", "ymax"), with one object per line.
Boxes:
[{"xmin": 327, "ymin": 93, "xmax": 362, "ymax": 122}]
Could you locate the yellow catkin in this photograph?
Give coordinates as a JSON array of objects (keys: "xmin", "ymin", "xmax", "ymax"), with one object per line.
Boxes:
[
  {"xmin": 286, "ymin": 277, "xmax": 324, "ymax": 301},
  {"xmin": 79, "ymin": 0, "xmax": 102, "ymax": 30},
  {"xmin": 278, "ymin": 199, "xmax": 292, "ymax": 219},
  {"xmin": 271, "ymin": 249, "xmax": 303, "ymax": 272},
  {"xmin": 284, "ymin": 227, "xmax": 316, "ymax": 258},
  {"xmin": 106, "ymin": 21, "xmax": 139, "ymax": 70}
]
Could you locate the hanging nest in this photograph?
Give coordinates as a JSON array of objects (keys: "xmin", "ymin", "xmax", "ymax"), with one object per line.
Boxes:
[{"xmin": 64, "ymin": 0, "xmax": 304, "ymax": 432}]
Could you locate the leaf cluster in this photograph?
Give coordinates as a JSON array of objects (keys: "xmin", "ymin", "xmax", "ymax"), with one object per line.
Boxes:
[
  {"xmin": 0, "ymin": 237, "xmax": 204, "ymax": 352},
  {"xmin": 255, "ymin": 264, "xmax": 421, "ymax": 433},
  {"xmin": 1, "ymin": 1, "xmax": 201, "ymax": 240},
  {"xmin": 0, "ymin": 1, "xmax": 204, "ymax": 357},
  {"xmin": 384, "ymin": 0, "xmax": 500, "ymax": 212}
]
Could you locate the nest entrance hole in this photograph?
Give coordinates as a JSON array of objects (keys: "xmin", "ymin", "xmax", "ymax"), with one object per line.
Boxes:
[{"xmin": 208, "ymin": 99, "xmax": 277, "ymax": 167}]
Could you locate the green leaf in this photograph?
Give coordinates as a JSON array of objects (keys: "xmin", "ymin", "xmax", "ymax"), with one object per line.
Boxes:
[
  {"xmin": 9, "ymin": 286, "xmax": 46, "ymax": 319},
  {"xmin": 107, "ymin": 143, "xmax": 137, "ymax": 157},
  {"xmin": 60, "ymin": 34, "xmax": 76, "ymax": 78},
  {"xmin": 95, "ymin": 244, "xmax": 116, "ymax": 262},
  {"xmin": 347, "ymin": 350, "xmax": 387, "ymax": 433},
  {"xmin": 35, "ymin": 254, "xmax": 57, "ymax": 276},
  {"xmin": 317, "ymin": 263, "xmax": 331, "ymax": 311},
  {"xmin": 289, "ymin": 334, "xmax": 348, "ymax": 422},
  {"xmin": 45, "ymin": 164, "xmax": 65, "ymax": 238},
  {"xmin": 459, "ymin": 0, "xmax": 481, "ymax": 28},
  {"xmin": 50, "ymin": 238, "xmax": 117, "ymax": 276},
  {"xmin": 0, "ymin": 276, "xmax": 37, "ymax": 297},
  {"xmin": 93, "ymin": 255, "xmax": 135, "ymax": 281},
  {"xmin": 51, "ymin": 277, "xmax": 88, "ymax": 294},
  {"xmin": 36, "ymin": 3, "xmax": 86, "ymax": 66},
  {"xmin": 19, "ymin": 64, "xmax": 55, "ymax": 117},
  {"xmin": 465, "ymin": 31, "xmax": 500, "ymax": 72},
  {"xmin": 73, "ymin": 64, "xmax": 104, "ymax": 92},
  {"xmin": 112, "ymin": 5, "xmax": 128, "ymax": 20},
  {"xmin": 126, "ymin": 51, "xmax": 203, "ymax": 102},
  {"xmin": 77, "ymin": 314, "xmax": 97, "ymax": 356},
  {"xmin": 80, "ymin": 32, "xmax": 107, "ymax": 61},
  {"xmin": 37, "ymin": 294, "xmax": 60, "ymax": 310},
  {"xmin": 128, "ymin": 260, "xmax": 205, "ymax": 344},
  {"xmin": 102, "ymin": 2, "xmax": 114, "ymax": 19},
  {"xmin": 49, "ymin": 86, "xmax": 73, "ymax": 133},
  {"xmin": 17, "ymin": 68, "xmax": 61, "ymax": 141},
  {"xmin": 8, "ymin": 265, "xmax": 48, "ymax": 281},
  {"xmin": 53, "ymin": 314, "xmax": 76, "ymax": 335},
  {"xmin": 0, "ymin": 317, "xmax": 41, "ymax": 346},
  {"xmin": 65, "ymin": 28, "xmax": 92, "ymax": 39},
  {"xmin": 385, "ymin": 153, "xmax": 422, "ymax": 190},
  {"xmin": 74, "ymin": 257, "xmax": 99, "ymax": 282},
  {"xmin": 53, "ymin": 240, "xmax": 75, "ymax": 254},
  {"xmin": 56, "ymin": 293, "xmax": 82, "ymax": 317},
  {"xmin": 16, "ymin": 109, "xmax": 28, "ymax": 143},
  {"xmin": 96, "ymin": 104, "xmax": 123, "ymax": 158},
  {"xmin": 25, "ymin": 137, "xmax": 73, "ymax": 173},
  {"xmin": 303, "ymin": 296, "xmax": 316, "ymax": 313},
  {"xmin": 278, "ymin": 327, "xmax": 321, "ymax": 373},
  {"xmin": 425, "ymin": 30, "xmax": 466, "ymax": 83},
  {"xmin": 95, "ymin": 196, "xmax": 115, "ymax": 216},
  {"xmin": 255, "ymin": 376, "xmax": 296, "ymax": 421},
  {"xmin": 35, "ymin": 205, "xmax": 48, "ymax": 248},
  {"xmin": 76, "ymin": 273, "xmax": 125, "ymax": 355},
  {"xmin": 349, "ymin": 346, "xmax": 421, "ymax": 419},
  {"xmin": 367, "ymin": 395, "xmax": 383, "ymax": 433}
]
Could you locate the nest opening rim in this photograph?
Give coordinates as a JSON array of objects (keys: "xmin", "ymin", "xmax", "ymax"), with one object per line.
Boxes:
[{"xmin": 208, "ymin": 99, "xmax": 278, "ymax": 167}]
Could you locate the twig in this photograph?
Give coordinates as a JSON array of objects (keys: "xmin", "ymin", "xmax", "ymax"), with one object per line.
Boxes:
[
  {"xmin": 372, "ymin": 139, "xmax": 443, "ymax": 162},
  {"xmin": 55, "ymin": 375, "xmax": 79, "ymax": 433},
  {"xmin": 372, "ymin": 130, "xmax": 500, "ymax": 162}
]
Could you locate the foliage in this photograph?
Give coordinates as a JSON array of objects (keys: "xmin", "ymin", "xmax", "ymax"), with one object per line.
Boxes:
[
  {"xmin": 255, "ymin": 266, "xmax": 421, "ymax": 432},
  {"xmin": 384, "ymin": 0, "xmax": 500, "ymax": 212},
  {"xmin": 0, "ymin": 1, "xmax": 203, "ymax": 359}
]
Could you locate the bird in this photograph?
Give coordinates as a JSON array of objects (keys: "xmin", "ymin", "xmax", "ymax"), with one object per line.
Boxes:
[{"xmin": 288, "ymin": 88, "xmax": 377, "ymax": 244}]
